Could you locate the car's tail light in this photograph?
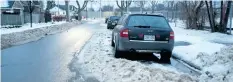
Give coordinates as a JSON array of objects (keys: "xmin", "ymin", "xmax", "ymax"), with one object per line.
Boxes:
[
  {"xmin": 120, "ymin": 29, "xmax": 129, "ymax": 37},
  {"xmin": 170, "ymin": 31, "xmax": 174, "ymax": 39}
]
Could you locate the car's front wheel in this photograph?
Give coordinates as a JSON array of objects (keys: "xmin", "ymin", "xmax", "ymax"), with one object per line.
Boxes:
[{"xmin": 160, "ymin": 51, "xmax": 172, "ymax": 63}]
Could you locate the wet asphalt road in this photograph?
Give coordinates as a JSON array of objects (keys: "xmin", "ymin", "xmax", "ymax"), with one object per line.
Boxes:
[{"xmin": 1, "ymin": 21, "xmax": 100, "ymax": 82}]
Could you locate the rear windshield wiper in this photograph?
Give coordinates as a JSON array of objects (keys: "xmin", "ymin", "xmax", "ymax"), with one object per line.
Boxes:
[{"xmin": 133, "ymin": 25, "xmax": 151, "ymax": 28}]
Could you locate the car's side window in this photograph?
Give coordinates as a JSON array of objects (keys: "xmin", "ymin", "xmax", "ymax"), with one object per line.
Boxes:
[
  {"xmin": 122, "ymin": 15, "xmax": 128, "ymax": 25},
  {"xmin": 118, "ymin": 15, "xmax": 126, "ymax": 25}
]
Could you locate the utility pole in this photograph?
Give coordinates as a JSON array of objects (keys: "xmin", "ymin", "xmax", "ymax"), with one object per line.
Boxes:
[
  {"xmin": 29, "ymin": 1, "xmax": 32, "ymax": 27},
  {"xmin": 65, "ymin": 0, "xmax": 70, "ymax": 22},
  {"xmin": 100, "ymin": 0, "xmax": 102, "ymax": 18},
  {"xmin": 91, "ymin": 0, "xmax": 93, "ymax": 18},
  {"xmin": 86, "ymin": 2, "xmax": 88, "ymax": 19},
  {"xmin": 229, "ymin": 4, "xmax": 232, "ymax": 34}
]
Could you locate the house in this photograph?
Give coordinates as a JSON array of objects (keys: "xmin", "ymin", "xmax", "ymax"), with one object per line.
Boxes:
[
  {"xmin": 1, "ymin": 0, "xmax": 44, "ymax": 25},
  {"xmin": 1, "ymin": 1, "xmax": 24, "ymax": 25},
  {"xmin": 11, "ymin": 1, "xmax": 44, "ymax": 23},
  {"xmin": 50, "ymin": 5, "xmax": 78, "ymax": 17}
]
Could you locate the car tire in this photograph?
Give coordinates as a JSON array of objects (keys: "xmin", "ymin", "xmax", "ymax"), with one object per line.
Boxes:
[
  {"xmin": 115, "ymin": 49, "xmax": 123, "ymax": 58},
  {"xmin": 107, "ymin": 25, "xmax": 110, "ymax": 29},
  {"xmin": 114, "ymin": 39, "xmax": 123, "ymax": 58},
  {"xmin": 160, "ymin": 51, "xmax": 172, "ymax": 63},
  {"xmin": 111, "ymin": 37, "xmax": 115, "ymax": 47}
]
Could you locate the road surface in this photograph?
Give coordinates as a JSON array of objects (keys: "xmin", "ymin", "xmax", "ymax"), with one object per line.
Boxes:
[
  {"xmin": 1, "ymin": 19, "xmax": 199, "ymax": 82},
  {"xmin": 1, "ymin": 20, "xmax": 100, "ymax": 82}
]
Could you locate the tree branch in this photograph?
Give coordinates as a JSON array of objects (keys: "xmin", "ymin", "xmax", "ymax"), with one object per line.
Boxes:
[
  {"xmin": 80, "ymin": 1, "xmax": 88, "ymax": 11},
  {"xmin": 76, "ymin": 0, "xmax": 81, "ymax": 9},
  {"xmin": 116, "ymin": 0, "xmax": 123, "ymax": 10}
]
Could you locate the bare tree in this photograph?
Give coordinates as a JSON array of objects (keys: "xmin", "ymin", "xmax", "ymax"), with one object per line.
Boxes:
[
  {"xmin": 169, "ymin": 1, "xmax": 175, "ymax": 21},
  {"xmin": 46, "ymin": 0, "xmax": 55, "ymax": 11},
  {"xmin": 180, "ymin": 1, "xmax": 204, "ymax": 29},
  {"xmin": 44, "ymin": 0, "xmax": 55, "ymax": 23},
  {"xmin": 222, "ymin": 1, "xmax": 232, "ymax": 33},
  {"xmin": 76, "ymin": 0, "xmax": 88, "ymax": 20},
  {"xmin": 135, "ymin": 1, "xmax": 146, "ymax": 13},
  {"xmin": 205, "ymin": 1, "xmax": 215, "ymax": 32},
  {"xmin": 116, "ymin": 0, "xmax": 132, "ymax": 16},
  {"xmin": 150, "ymin": 1, "xmax": 158, "ymax": 13}
]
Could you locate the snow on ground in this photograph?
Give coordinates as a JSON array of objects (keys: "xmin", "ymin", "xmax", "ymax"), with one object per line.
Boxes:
[
  {"xmin": 1, "ymin": 21, "xmax": 66, "ymax": 34},
  {"xmin": 1, "ymin": 21, "xmax": 80, "ymax": 49},
  {"xmin": 70, "ymin": 28, "xmax": 197, "ymax": 82},
  {"xmin": 199, "ymin": 46, "xmax": 233, "ymax": 82},
  {"xmin": 86, "ymin": 18, "xmax": 104, "ymax": 24},
  {"xmin": 170, "ymin": 20, "xmax": 233, "ymax": 68},
  {"xmin": 170, "ymin": 20, "xmax": 233, "ymax": 81}
]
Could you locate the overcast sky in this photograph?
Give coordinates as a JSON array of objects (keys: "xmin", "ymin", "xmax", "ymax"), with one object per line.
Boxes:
[
  {"xmin": 0, "ymin": 0, "xmax": 8, "ymax": 7},
  {"xmin": 54, "ymin": 0, "xmax": 164, "ymax": 11},
  {"xmin": 0, "ymin": 0, "xmax": 164, "ymax": 11}
]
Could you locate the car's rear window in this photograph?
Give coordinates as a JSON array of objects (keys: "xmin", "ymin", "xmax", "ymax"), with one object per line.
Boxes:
[
  {"xmin": 127, "ymin": 15, "xmax": 170, "ymax": 28},
  {"xmin": 110, "ymin": 16, "xmax": 120, "ymax": 20}
]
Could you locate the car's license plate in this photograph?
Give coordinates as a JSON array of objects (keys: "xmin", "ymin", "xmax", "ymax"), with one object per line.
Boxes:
[
  {"xmin": 112, "ymin": 23, "xmax": 115, "ymax": 25},
  {"xmin": 144, "ymin": 35, "xmax": 155, "ymax": 40}
]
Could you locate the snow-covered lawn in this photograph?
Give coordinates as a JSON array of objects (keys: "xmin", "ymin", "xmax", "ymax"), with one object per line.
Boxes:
[
  {"xmin": 170, "ymin": 20, "xmax": 233, "ymax": 81},
  {"xmin": 70, "ymin": 28, "xmax": 196, "ymax": 82},
  {"xmin": 1, "ymin": 21, "xmax": 66, "ymax": 34},
  {"xmin": 171, "ymin": 20, "xmax": 233, "ymax": 67}
]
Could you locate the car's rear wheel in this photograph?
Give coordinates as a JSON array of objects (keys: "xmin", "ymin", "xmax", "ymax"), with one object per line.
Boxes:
[
  {"xmin": 114, "ymin": 40, "xmax": 123, "ymax": 58},
  {"xmin": 115, "ymin": 49, "xmax": 123, "ymax": 58},
  {"xmin": 111, "ymin": 37, "xmax": 115, "ymax": 47},
  {"xmin": 160, "ymin": 51, "xmax": 171, "ymax": 63},
  {"xmin": 107, "ymin": 25, "xmax": 109, "ymax": 29}
]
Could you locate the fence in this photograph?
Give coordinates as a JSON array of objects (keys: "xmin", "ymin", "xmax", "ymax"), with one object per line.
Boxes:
[{"xmin": 1, "ymin": 8, "xmax": 24, "ymax": 25}]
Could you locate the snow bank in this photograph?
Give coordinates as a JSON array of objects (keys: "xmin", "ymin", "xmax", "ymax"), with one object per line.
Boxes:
[
  {"xmin": 170, "ymin": 20, "xmax": 233, "ymax": 68},
  {"xmin": 1, "ymin": 21, "xmax": 80, "ymax": 49},
  {"xmin": 1, "ymin": 21, "xmax": 66, "ymax": 34},
  {"xmin": 70, "ymin": 29, "xmax": 197, "ymax": 82},
  {"xmin": 199, "ymin": 46, "xmax": 233, "ymax": 82}
]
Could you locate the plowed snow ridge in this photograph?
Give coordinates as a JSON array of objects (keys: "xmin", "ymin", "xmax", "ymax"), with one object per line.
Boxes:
[{"xmin": 71, "ymin": 29, "xmax": 197, "ymax": 82}]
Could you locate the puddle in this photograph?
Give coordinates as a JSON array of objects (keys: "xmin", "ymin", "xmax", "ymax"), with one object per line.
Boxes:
[{"xmin": 175, "ymin": 41, "xmax": 192, "ymax": 46}]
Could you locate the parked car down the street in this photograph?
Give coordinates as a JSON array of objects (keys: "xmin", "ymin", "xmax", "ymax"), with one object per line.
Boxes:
[
  {"xmin": 107, "ymin": 16, "xmax": 120, "ymax": 29},
  {"xmin": 105, "ymin": 17, "xmax": 108, "ymax": 23},
  {"xmin": 111, "ymin": 14, "xmax": 174, "ymax": 62}
]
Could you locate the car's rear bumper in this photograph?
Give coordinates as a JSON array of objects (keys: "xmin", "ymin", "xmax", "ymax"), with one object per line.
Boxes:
[
  {"xmin": 118, "ymin": 39, "xmax": 174, "ymax": 53},
  {"xmin": 107, "ymin": 23, "xmax": 116, "ymax": 28}
]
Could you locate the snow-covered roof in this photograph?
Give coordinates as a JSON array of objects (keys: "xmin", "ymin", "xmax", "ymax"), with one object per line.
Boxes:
[{"xmin": 50, "ymin": 6, "xmax": 65, "ymax": 12}]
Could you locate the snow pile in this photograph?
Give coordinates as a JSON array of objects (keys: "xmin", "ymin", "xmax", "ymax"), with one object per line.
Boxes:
[
  {"xmin": 71, "ymin": 29, "xmax": 197, "ymax": 82},
  {"xmin": 199, "ymin": 46, "xmax": 233, "ymax": 82},
  {"xmin": 1, "ymin": 21, "xmax": 80, "ymax": 49},
  {"xmin": 1, "ymin": 21, "xmax": 66, "ymax": 34},
  {"xmin": 170, "ymin": 20, "xmax": 233, "ymax": 67}
]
